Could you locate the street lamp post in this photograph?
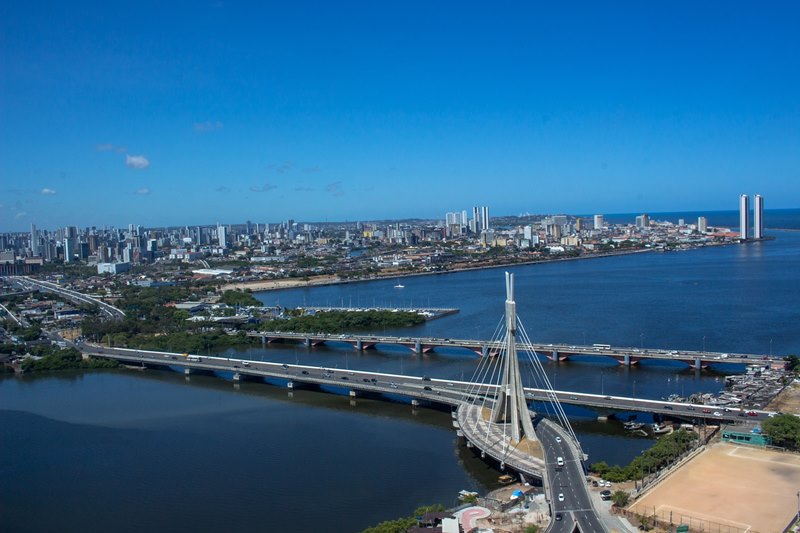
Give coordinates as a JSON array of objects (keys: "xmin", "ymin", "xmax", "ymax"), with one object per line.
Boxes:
[
  {"xmin": 702, "ymin": 335, "xmax": 706, "ymax": 353},
  {"xmin": 770, "ymin": 338, "xmax": 773, "ymax": 357},
  {"xmin": 640, "ymin": 333, "xmax": 644, "ymax": 349}
]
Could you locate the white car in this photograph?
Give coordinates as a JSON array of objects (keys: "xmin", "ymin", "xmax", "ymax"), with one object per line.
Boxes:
[
  {"xmin": 555, "ymin": 436, "xmax": 562, "ymax": 443},
  {"xmin": 558, "ymin": 493, "xmax": 564, "ymax": 502},
  {"xmin": 605, "ymin": 481, "xmax": 612, "ymax": 487},
  {"xmin": 713, "ymin": 411, "xmax": 722, "ymax": 417}
]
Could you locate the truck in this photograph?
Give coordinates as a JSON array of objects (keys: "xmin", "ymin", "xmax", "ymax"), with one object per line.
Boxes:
[{"xmin": 187, "ymin": 355, "xmax": 201, "ymax": 362}]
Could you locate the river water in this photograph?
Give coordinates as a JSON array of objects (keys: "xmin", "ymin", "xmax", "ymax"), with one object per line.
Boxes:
[{"xmin": 2, "ymin": 228, "xmax": 799, "ymax": 532}]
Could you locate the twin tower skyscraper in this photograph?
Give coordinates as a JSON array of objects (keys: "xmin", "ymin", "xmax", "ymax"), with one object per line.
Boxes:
[{"xmin": 739, "ymin": 194, "xmax": 764, "ymax": 240}]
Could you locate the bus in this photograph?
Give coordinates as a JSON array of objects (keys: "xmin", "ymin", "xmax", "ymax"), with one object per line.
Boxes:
[{"xmin": 592, "ymin": 343, "xmax": 611, "ymax": 350}]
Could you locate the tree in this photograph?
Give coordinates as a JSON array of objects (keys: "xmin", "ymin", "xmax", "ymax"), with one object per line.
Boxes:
[
  {"xmin": 763, "ymin": 413, "xmax": 800, "ymax": 449},
  {"xmin": 785, "ymin": 354, "xmax": 800, "ymax": 372},
  {"xmin": 611, "ymin": 490, "xmax": 630, "ymax": 507}
]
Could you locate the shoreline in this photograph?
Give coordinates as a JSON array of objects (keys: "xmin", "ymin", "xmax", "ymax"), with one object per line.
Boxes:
[{"xmin": 222, "ymin": 241, "xmax": 740, "ymax": 295}]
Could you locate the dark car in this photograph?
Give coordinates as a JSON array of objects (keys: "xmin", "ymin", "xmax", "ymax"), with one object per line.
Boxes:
[
  {"xmin": 555, "ymin": 513, "xmax": 563, "ymax": 521},
  {"xmin": 664, "ymin": 405, "xmax": 673, "ymax": 410},
  {"xmin": 422, "ymin": 376, "xmax": 431, "ymax": 381},
  {"xmin": 363, "ymin": 378, "xmax": 370, "ymax": 382},
  {"xmin": 600, "ymin": 490, "xmax": 612, "ymax": 500},
  {"xmin": 423, "ymin": 386, "xmax": 432, "ymax": 391},
  {"xmin": 687, "ymin": 406, "xmax": 695, "ymax": 411},
  {"xmin": 301, "ymin": 370, "xmax": 309, "ymax": 375},
  {"xmin": 340, "ymin": 376, "xmax": 349, "ymax": 380}
]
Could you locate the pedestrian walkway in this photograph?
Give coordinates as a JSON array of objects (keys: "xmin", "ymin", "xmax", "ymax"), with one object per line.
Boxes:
[{"xmin": 454, "ymin": 505, "xmax": 491, "ymax": 531}]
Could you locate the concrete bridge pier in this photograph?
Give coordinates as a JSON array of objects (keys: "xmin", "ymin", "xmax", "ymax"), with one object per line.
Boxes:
[
  {"xmin": 184, "ymin": 368, "xmax": 192, "ymax": 376},
  {"xmin": 356, "ymin": 339, "xmax": 364, "ymax": 351},
  {"xmin": 233, "ymin": 372, "xmax": 241, "ymax": 382},
  {"xmin": 415, "ymin": 339, "xmax": 423, "ymax": 354},
  {"xmin": 261, "ymin": 335, "xmax": 266, "ymax": 345},
  {"xmin": 411, "ymin": 399, "xmax": 420, "ymax": 407},
  {"xmin": 551, "ymin": 350, "xmax": 559, "ymax": 362},
  {"xmin": 694, "ymin": 357, "xmax": 702, "ymax": 370},
  {"xmin": 304, "ymin": 337, "xmax": 312, "ymax": 348},
  {"xmin": 349, "ymin": 390, "xmax": 358, "ymax": 398},
  {"xmin": 287, "ymin": 381, "xmax": 295, "ymax": 389},
  {"xmin": 481, "ymin": 345, "xmax": 489, "ymax": 358}
]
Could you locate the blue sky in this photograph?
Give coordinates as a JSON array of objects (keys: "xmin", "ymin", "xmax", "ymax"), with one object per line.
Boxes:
[{"xmin": 2, "ymin": 1, "xmax": 799, "ymax": 231}]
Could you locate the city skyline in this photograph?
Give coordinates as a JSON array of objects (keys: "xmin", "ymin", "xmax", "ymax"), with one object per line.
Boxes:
[{"xmin": 2, "ymin": 2, "xmax": 799, "ymax": 232}]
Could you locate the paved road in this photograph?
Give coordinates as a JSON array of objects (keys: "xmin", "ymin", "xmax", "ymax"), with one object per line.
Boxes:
[
  {"xmin": 537, "ymin": 421, "xmax": 607, "ymax": 533},
  {"xmin": 249, "ymin": 330, "xmax": 768, "ymax": 365},
  {"xmin": 10, "ymin": 276, "xmax": 125, "ymax": 319},
  {"xmin": 81, "ymin": 345, "xmax": 775, "ymax": 423}
]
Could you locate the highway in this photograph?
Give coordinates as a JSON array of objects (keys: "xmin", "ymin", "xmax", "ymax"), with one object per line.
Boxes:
[
  {"xmin": 0, "ymin": 301, "xmax": 25, "ymax": 327},
  {"xmin": 8, "ymin": 276, "xmax": 125, "ymax": 320},
  {"xmin": 538, "ymin": 420, "xmax": 606, "ymax": 533},
  {"xmin": 248, "ymin": 330, "xmax": 770, "ymax": 367},
  {"xmin": 81, "ymin": 345, "xmax": 776, "ymax": 424}
]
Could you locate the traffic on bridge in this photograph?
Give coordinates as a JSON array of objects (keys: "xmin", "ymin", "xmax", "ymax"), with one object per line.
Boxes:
[{"xmin": 248, "ymin": 330, "xmax": 771, "ymax": 368}]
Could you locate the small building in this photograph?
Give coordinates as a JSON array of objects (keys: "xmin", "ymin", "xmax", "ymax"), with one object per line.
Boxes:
[
  {"xmin": 97, "ymin": 262, "xmax": 131, "ymax": 275},
  {"xmin": 721, "ymin": 426, "xmax": 771, "ymax": 447}
]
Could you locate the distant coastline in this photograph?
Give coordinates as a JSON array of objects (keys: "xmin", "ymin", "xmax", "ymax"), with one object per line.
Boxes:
[{"xmin": 223, "ymin": 240, "xmax": 744, "ymax": 295}]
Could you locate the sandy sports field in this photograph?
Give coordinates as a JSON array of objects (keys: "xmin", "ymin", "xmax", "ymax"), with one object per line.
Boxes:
[{"xmin": 629, "ymin": 442, "xmax": 800, "ymax": 532}]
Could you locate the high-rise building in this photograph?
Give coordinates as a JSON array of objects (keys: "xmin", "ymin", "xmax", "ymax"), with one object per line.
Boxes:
[
  {"xmin": 593, "ymin": 215, "xmax": 604, "ymax": 230},
  {"xmin": 63, "ymin": 238, "xmax": 75, "ymax": 263},
  {"xmin": 739, "ymin": 194, "xmax": 749, "ymax": 240},
  {"xmin": 30, "ymin": 224, "xmax": 39, "ymax": 256},
  {"xmin": 217, "ymin": 224, "xmax": 228, "ymax": 249},
  {"xmin": 697, "ymin": 216, "xmax": 708, "ymax": 233},
  {"xmin": 480, "ymin": 206, "xmax": 490, "ymax": 231},
  {"xmin": 753, "ymin": 194, "xmax": 764, "ymax": 239},
  {"xmin": 635, "ymin": 214, "xmax": 649, "ymax": 228}
]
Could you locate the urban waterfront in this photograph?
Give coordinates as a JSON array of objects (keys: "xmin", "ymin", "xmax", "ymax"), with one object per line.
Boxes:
[{"xmin": 2, "ymin": 229, "xmax": 800, "ymax": 532}]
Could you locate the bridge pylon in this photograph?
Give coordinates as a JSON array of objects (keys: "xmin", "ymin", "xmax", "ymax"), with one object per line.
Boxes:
[{"xmin": 489, "ymin": 272, "xmax": 537, "ymax": 442}]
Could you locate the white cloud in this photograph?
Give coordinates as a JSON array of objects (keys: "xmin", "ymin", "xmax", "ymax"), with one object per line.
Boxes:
[
  {"xmin": 194, "ymin": 121, "xmax": 224, "ymax": 132},
  {"xmin": 40, "ymin": 188, "xmax": 57, "ymax": 195},
  {"xmin": 250, "ymin": 183, "xmax": 278, "ymax": 193},
  {"xmin": 325, "ymin": 181, "xmax": 344, "ymax": 197},
  {"xmin": 267, "ymin": 161, "xmax": 293, "ymax": 174},
  {"xmin": 96, "ymin": 143, "xmax": 127, "ymax": 153},
  {"xmin": 125, "ymin": 154, "xmax": 150, "ymax": 169},
  {"xmin": 135, "ymin": 187, "xmax": 151, "ymax": 195},
  {"xmin": 14, "ymin": 211, "xmax": 27, "ymax": 219}
]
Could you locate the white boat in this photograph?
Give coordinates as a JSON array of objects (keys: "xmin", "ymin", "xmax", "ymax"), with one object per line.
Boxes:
[{"xmin": 394, "ymin": 280, "xmax": 404, "ymax": 288}]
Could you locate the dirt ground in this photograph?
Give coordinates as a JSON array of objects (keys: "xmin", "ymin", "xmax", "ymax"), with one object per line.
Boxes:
[
  {"xmin": 629, "ymin": 442, "xmax": 800, "ymax": 532},
  {"xmin": 765, "ymin": 382, "xmax": 800, "ymax": 414},
  {"xmin": 221, "ymin": 274, "xmax": 342, "ymax": 292}
]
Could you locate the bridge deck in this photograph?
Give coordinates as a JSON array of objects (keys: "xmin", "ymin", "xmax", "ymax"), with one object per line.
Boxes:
[
  {"xmin": 250, "ymin": 331, "xmax": 770, "ymax": 365},
  {"xmin": 457, "ymin": 404, "xmax": 545, "ymax": 479}
]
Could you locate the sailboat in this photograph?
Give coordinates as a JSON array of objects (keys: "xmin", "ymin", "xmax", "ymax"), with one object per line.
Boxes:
[{"xmin": 394, "ymin": 279, "xmax": 405, "ymax": 288}]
